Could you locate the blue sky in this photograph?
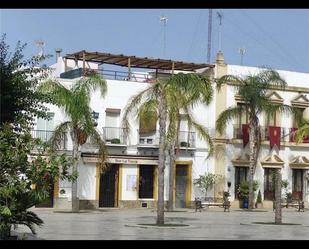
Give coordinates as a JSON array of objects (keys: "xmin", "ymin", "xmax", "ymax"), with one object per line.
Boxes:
[{"xmin": 1, "ymin": 9, "xmax": 308, "ymax": 72}]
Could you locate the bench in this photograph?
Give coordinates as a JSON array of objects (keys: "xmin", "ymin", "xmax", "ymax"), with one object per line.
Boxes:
[
  {"xmin": 273, "ymin": 198, "xmax": 305, "ymax": 212},
  {"xmin": 195, "ymin": 196, "xmax": 231, "ymax": 212}
]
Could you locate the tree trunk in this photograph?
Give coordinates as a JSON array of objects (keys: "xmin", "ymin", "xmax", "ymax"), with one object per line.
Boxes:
[
  {"xmin": 248, "ymin": 119, "xmax": 257, "ymax": 210},
  {"xmin": 71, "ymin": 131, "xmax": 79, "ymax": 212},
  {"xmin": 275, "ymin": 169, "xmax": 282, "ymax": 224},
  {"xmin": 157, "ymin": 89, "xmax": 167, "ymax": 225},
  {"xmin": 167, "ymin": 116, "xmax": 180, "ymax": 211},
  {"xmin": 167, "ymin": 142, "xmax": 175, "ymax": 211}
]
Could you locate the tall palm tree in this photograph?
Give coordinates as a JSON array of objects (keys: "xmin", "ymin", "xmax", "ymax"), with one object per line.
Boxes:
[
  {"xmin": 215, "ymin": 70, "xmax": 293, "ymax": 221},
  {"xmin": 165, "ymin": 73, "xmax": 214, "ymax": 211},
  {"xmin": 39, "ymin": 73, "xmax": 107, "ymax": 212},
  {"xmin": 122, "ymin": 73, "xmax": 214, "ymax": 223}
]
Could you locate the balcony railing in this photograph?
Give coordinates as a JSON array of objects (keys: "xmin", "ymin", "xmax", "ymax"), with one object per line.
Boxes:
[
  {"xmin": 31, "ymin": 130, "xmax": 67, "ymax": 149},
  {"xmin": 233, "ymin": 124, "xmax": 287, "ymax": 142},
  {"xmin": 138, "ymin": 130, "xmax": 159, "ymax": 146},
  {"xmin": 178, "ymin": 131, "xmax": 196, "ymax": 148},
  {"xmin": 103, "ymin": 127, "xmax": 127, "ymax": 145},
  {"xmin": 289, "ymin": 128, "xmax": 309, "ymax": 143}
]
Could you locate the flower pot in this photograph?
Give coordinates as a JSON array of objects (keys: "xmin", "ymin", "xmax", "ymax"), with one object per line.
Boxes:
[{"xmin": 243, "ymin": 199, "xmax": 249, "ymax": 209}]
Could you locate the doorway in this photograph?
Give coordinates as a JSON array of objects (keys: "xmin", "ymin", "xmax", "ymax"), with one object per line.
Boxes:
[
  {"xmin": 99, "ymin": 165, "xmax": 119, "ymax": 207},
  {"xmin": 35, "ymin": 178, "xmax": 54, "ymax": 208},
  {"xmin": 175, "ymin": 164, "xmax": 190, "ymax": 208}
]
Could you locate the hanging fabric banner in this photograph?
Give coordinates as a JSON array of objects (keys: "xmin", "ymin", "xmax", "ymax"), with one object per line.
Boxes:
[
  {"xmin": 269, "ymin": 126, "xmax": 281, "ymax": 149},
  {"xmin": 242, "ymin": 124, "xmax": 249, "ymax": 147}
]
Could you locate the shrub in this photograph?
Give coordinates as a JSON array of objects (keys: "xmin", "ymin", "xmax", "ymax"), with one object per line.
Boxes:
[{"xmin": 111, "ymin": 138, "xmax": 121, "ymax": 144}]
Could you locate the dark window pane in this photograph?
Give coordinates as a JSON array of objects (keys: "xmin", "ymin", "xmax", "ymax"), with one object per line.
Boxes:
[{"xmin": 139, "ymin": 165, "xmax": 154, "ymax": 199}]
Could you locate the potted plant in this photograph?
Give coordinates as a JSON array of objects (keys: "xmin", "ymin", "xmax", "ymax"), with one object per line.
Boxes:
[
  {"xmin": 111, "ymin": 138, "xmax": 121, "ymax": 144},
  {"xmin": 237, "ymin": 180, "xmax": 259, "ymax": 209},
  {"xmin": 193, "ymin": 173, "xmax": 222, "ymax": 199},
  {"xmin": 255, "ymin": 190, "xmax": 263, "ymax": 208}
]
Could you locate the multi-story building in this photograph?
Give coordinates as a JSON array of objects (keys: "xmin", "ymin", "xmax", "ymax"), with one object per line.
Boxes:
[{"xmin": 33, "ymin": 50, "xmax": 309, "ymax": 210}]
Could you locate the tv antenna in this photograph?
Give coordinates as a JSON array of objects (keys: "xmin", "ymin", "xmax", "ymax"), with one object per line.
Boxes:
[
  {"xmin": 216, "ymin": 11, "xmax": 223, "ymax": 52},
  {"xmin": 35, "ymin": 39, "xmax": 45, "ymax": 57},
  {"xmin": 160, "ymin": 15, "xmax": 168, "ymax": 57},
  {"xmin": 207, "ymin": 9, "xmax": 213, "ymax": 63},
  {"xmin": 239, "ymin": 47, "xmax": 246, "ymax": 65}
]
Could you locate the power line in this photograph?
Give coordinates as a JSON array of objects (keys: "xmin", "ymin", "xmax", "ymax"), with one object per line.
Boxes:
[{"xmin": 239, "ymin": 10, "xmax": 304, "ymax": 70}]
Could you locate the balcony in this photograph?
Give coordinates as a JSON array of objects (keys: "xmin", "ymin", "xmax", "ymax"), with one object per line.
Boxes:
[
  {"xmin": 60, "ymin": 68, "xmax": 154, "ymax": 83},
  {"xmin": 233, "ymin": 124, "xmax": 286, "ymax": 142},
  {"xmin": 137, "ymin": 130, "xmax": 159, "ymax": 147},
  {"xmin": 289, "ymin": 128, "xmax": 309, "ymax": 143},
  {"xmin": 103, "ymin": 127, "xmax": 127, "ymax": 146},
  {"xmin": 31, "ymin": 130, "xmax": 67, "ymax": 149},
  {"xmin": 178, "ymin": 131, "xmax": 196, "ymax": 149}
]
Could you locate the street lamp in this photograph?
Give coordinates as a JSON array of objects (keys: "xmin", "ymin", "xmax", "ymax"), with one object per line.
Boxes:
[{"xmin": 91, "ymin": 111, "xmax": 99, "ymax": 127}]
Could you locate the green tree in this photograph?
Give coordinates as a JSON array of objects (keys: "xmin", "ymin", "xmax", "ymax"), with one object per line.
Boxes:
[
  {"xmin": 0, "ymin": 122, "xmax": 75, "ymax": 239},
  {"xmin": 165, "ymin": 73, "xmax": 214, "ymax": 211},
  {"xmin": 38, "ymin": 72, "xmax": 108, "ymax": 212},
  {"xmin": 0, "ymin": 34, "xmax": 52, "ymax": 126},
  {"xmin": 122, "ymin": 73, "xmax": 213, "ymax": 224},
  {"xmin": 215, "ymin": 69, "xmax": 294, "ymax": 223},
  {"xmin": 193, "ymin": 173, "xmax": 222, "ymax": 198}
]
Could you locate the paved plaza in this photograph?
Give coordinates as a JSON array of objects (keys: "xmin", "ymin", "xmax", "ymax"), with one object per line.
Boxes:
[{"xmin": 12, "ymin": 208, "xmax": 309, "ymax": 240}]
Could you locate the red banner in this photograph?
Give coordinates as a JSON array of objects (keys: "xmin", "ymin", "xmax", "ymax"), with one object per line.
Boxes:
[
  {"xmin": 269, "ymin": 126, "xmax": 281, "ymax": 149},
  {"xmin": 242, "ymin": 124, "xmax": 249, "ymax": 147}
]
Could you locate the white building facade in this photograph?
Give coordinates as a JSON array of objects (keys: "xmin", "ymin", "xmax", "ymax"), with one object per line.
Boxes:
[{"xmin": 33, "ymin": 50, "xmax": 309, "ymax": 209}]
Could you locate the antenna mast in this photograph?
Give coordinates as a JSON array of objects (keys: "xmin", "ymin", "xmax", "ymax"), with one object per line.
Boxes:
[
  {"xmin": 239, "ymin": 47, "xmax": 246, "ymax": 65},
  {"xmin": 35, "ymin": 39, "xmax": 45, "ymax": 57},
  {"xmin": 160, "ymin": 15, "xmax": 168, "ymax": 58},
  {"xmin": 217, "ymin": 11, "xmax": 223, "ymax": 52},
  {"xmin": 207, "ymin": 9, "xmax": 213, "ymax": 63}
]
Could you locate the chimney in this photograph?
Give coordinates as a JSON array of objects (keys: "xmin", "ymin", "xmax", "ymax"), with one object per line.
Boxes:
[
  {"xmin": 55, "ymin": 48, "xmax": 62, "ymax": 62},
  {"xmin": 216, "ymin": 51, "xmax": 224, "ymax": 65}
]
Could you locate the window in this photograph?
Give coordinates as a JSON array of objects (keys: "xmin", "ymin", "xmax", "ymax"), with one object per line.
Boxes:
[
  {"xmin": 105, "ymin": 109, "xmax": 120, "ymax": 141},
  {"xmin": 237, "ymin": 103, "xmax": 249, "ymax": 125},
  {"xmin": 36, "ymin": 112, "xmax": 54, "ymax": 142},
  {"xmin": 292, "ymin": 107, "xmax": 305, "ymax": 128},
  {"xmin": 235, "ymin": 167, "xmax": 248, "ymax": 199},
  {"xmin": 265, "ymin": 110, "xmax": 280, "ymax": 127},
  {"xmin": 139, "ymin": 165, "xmax": 154, "ymax": 199},
  {"xmin": 264, "ymin": 168, "xmax": 275, "ymax": 200},
  {"xmin": 292, "ymin": 169, "xmax": 304, "ymax": 200}
]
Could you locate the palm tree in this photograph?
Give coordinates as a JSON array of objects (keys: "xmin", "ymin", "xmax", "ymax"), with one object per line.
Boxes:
[
  {"xmin": 39, "ymin": 72, "xmax": 107, "ymax": 212},
  {"xmin": 215, "ymin": 69, "xmax": 293, "ymax": 221},
  {"xmin": 165, "ymin": 73, "xmax": 214, "ymax": 211},
  {"xmin": 122, "ymin": 73, "xmax": 213, "ymax": 223}
]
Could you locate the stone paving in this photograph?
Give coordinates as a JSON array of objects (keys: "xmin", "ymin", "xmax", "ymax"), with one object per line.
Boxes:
[{"xmin": 12, "ymin": 207, "xmax": 309, "ymax": 240}]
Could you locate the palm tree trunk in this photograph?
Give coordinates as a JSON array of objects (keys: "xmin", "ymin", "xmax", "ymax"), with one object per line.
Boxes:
[
  {"xmin": 167, "ymin": 142, "xmax": 175, "ymax": 211},
  {"xmin": 71, "ymin": 131, "xmax": 79, "ymax": 212},
  {"xmin": 157, "ymin": 90, "xmax": 167, "ymax": 225},
  {"xmin": 167, "ymin": 117, "xmax": 180, "ymax": 211},
  {"xmin": 248, "ymin": 121, "xmax": 257, "ymax": 210},
  {"xmin": 275, "ymin": 169, "xmax": 282, "ymax": 224}
]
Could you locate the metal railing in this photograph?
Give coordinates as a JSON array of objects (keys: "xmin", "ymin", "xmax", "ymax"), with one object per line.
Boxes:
[
  {"xmin": 31, "ymin": 130, "xmax": 67, "ymax": 149},
  {"xmin": 233, "ymin": 124, "xmax": 287, "ymax": 142},
  {"xmin": 178, "ymin": 131, "xmax": 196, "ymax": 148},
  {"xmin": 97, "ymin": 69, "xmax": 153, "ymax": 83},
  {"xmin": 289, "ymin": 128, "xmax": 309, "ymax": 143},
  {"xmin": 137, "ymin": 130, "xmax": 159, "ymax": 146},
  {"xmin": 103, "ymin": 127, "xmax": 127, "ymax": 145}
]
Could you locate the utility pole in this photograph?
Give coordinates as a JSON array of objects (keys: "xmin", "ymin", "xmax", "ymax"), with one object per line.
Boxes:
[
  {"xmin": 160, "ymin": 15, "xmax": 168, "ymax": 58},
  {"xmin": 239, "ymin": 47, "xmax": 246, "ymax": 65},
  {"xmin": 207, "ymin": 9, "xmax": 213, "ymax": 63},
  {"xmin": 217, "ymin": 11, "xmax": 223, "ymax": 52}
]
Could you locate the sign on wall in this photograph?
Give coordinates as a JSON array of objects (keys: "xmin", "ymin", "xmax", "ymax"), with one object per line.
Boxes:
[
  {"xmin": 126, "ymin": 175, "xmax": 137, "ymax": 191},
  {"xmin": 83, "ymin": 156, "xmax": 158, "ymax": 165}
]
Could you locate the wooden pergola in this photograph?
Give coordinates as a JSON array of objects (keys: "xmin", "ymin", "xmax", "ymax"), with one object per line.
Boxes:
[{"xmin": 64, "ymin": 50, "xmax": 214, "ymax": 79}]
